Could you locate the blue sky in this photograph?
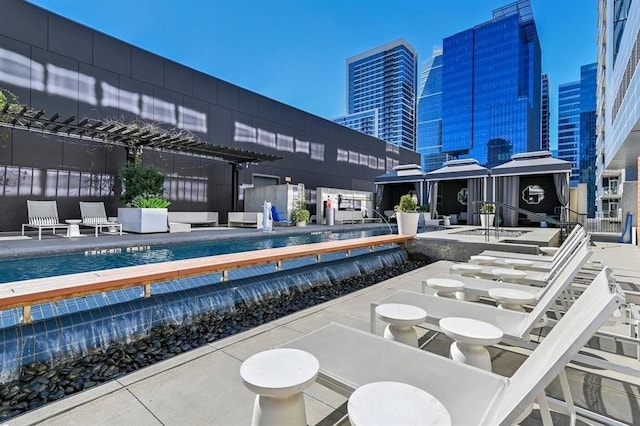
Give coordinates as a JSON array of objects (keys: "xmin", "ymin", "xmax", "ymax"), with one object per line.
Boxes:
[{"xmin": 28, "ymin": 0, "xmax": 597, "ymax": 150}]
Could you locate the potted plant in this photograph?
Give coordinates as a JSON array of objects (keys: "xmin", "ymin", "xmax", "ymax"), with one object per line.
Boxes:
[
  {"xmin": 480, "ymin": 202, "xmax": 495, "ymax": 228},
  {"xmin": 118, "ymin": 163, "xmax": 171, "ymax": 233},
  {"xmin": 395, "ymin": 193, "xmax": 419, "ymax": 235},
  {"xmin": 291, "ymin": 183, "xmax": 310, "ymax": 226}
]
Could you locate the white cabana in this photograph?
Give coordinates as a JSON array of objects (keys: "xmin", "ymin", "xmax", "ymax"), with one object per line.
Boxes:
[
  {"xmin": 425, "ymin": 159, "xmax": 490, "ymax": 225},
  {"xmin": 374, "ymin": 164, "xmax": 427, "ymax": 214},
  {"xmin": 491, "ymin": 151, "xmax": 572, "ymax": 227}
]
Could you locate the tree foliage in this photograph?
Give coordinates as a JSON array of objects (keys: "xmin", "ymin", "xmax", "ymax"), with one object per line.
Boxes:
[{"xmin": 120, "ymin": 163, "xmax": 166, "ymax": 206}]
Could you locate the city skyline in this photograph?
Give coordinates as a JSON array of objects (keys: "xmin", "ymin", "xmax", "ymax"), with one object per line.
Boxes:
[{"xmin": 27, "ymin": 0, "xmax": 597, "ymax": 152}]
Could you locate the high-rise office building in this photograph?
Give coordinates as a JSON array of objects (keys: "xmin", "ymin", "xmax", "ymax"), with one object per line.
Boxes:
[
  {"xmin": 541, "ymin": 73, "xmax": 550, "ymax": 151},
  {"xmin": 416, "ymin": 47, "xmax": 447, "ymax": 172},
  {"xmin": 441, "ymin": 0, "xmax": 541, "ymax": 168},
  {"xmin": 559, "ymin": 63, "xmax": 597, "ymax": 217},
  {"xmin": 579, "ymin": 64, "xmax": 597, "ymax": 218},
  {"xmin": 334, "ymin": 39, "xmax": 418, "ymax": 151},
  {"xmin": 558, "ymin": 81, "xmax": 581, "ymax": 185}
]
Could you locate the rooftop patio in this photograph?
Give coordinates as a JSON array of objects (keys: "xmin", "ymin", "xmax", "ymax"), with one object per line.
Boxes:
[{"xmin": 1, "ymin": 226, "xmax": 639, "ymax": 425}]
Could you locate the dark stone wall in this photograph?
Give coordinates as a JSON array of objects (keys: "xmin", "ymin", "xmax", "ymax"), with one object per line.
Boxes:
[{"xmin": 0, "ymin": 0, "xmax": 418, "ymax": 230}]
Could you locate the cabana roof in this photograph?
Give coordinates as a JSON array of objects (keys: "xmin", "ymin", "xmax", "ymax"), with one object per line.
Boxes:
[
  {"xmin": 425, "ymin": 159, "xmax": 489, "ymax": 181},
  {"xmin": 375, "ymin": 164, "xmax": 425, "ymax": 184},
  {"xmin": 491, "ymin": 151, "xmax": 571, "ymax": 177}
]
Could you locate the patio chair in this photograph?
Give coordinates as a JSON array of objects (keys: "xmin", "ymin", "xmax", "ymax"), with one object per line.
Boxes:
[
  {"xmin": 478, "ymin": 228, "xmax": 590, "ymax": 273},
  {"xmin": 79, "ymin": 201, "xmax": 123, "ymax": 237},
  {"xmin": 22, "ymin": 200, "xmax": 69, "ymax": 240},
  {"xmin": 372, "ymin": 246, "xmax": 595, "ymax": 345},
  {"xmin": 270, "ymin": 205, "xmax": 291, "ymax": 226},
  {"xmin": 446, "ymin": 235, "xmax": 591, "ymax": 292},
  {"xmin": 279, "ymin": 268, "xmax": 624, "ymax": 424},
  {"xmin": 479, "ymin": 224, "xmax": 586, "ymax": 263},
  {"xmin": 449, "ymin": 233, "xmax": 592, "ymax": 287}
]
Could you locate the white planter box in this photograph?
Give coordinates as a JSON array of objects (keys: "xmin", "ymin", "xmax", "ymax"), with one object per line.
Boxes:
[
  {"xmin": 118, "ymin": 208, "xmax": 168, "ymax": 233},
  {"xmin": 397, "ymin": 212, "xmax": 419, "ymax": 236}
]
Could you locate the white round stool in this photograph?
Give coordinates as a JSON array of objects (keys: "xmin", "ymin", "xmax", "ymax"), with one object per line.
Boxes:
[
  {"xmin": 375, "ymin": 303, "xmax": 427, "ymax": 347},
  {"xmin": 539, "ymin": 247, "xmax": 559, "ymax": 256},
  {"xmin": 65, "ymin": 219, "xmax": 82, "ymax": 238},
  {"xmin": 491, "ymin": 268, "xmax": 527, "ymax": 283},
  {"xmin": 469, "ymin": 255, "xmax": 497, "ymax": 265},
  {"xmin": 348, "ymin": 381, "xmax": 451, "ymax": 426},
  {"xmin": 439, "ymin": 317, "xmax": 503, "ymax": 372},
  {"xmin": 425, "ymin": 278, "xmax": 465, "ymax": 299},
  {"xmin": 503, "ymin": 258, "xmax": 535, "ymax": 270},
  {"xmin": 450, "ymin": 263, "xmax": 483, "ymax": 277},
  {"xmin": 240, "ymin": 348, "xmax": 319, "ymax": 426},
  {"xmin": 488, "ymin": 288, "xmax": 537, "ymax": 312}
]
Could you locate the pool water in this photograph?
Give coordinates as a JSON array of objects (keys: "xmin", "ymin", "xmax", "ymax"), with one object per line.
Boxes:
[{"xmin": 0, "ymin": 228, "xmax": 390, "ymax": 283}]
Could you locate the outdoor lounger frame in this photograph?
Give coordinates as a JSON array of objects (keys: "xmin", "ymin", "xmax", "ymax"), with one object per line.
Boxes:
[{"xmin": 280, "ymin": 268, "xmax": 623, "ymax": 425}]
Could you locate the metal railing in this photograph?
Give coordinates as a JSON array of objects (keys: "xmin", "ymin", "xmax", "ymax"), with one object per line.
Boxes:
[{"xmin": 560, "ymin": 207, "xmax": 623, "ymax": 234}]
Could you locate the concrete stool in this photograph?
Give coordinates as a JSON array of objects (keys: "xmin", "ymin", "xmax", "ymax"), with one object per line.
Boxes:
[
  {"xmin": 424, "ymin": 278, "xmax": 465, "ymax": 299},
  {"xmin": 488, "ymin": 288, "xmax": 537, "ymax": 312},
  {"xmin": 450, "ymin": 263, "xmax": 483, "ymax": 277},
  {"xmin": 348, "ymin": 381, "xmax": 451, "ymax": 426},
  {"xmin": 439, "ymin": 317, "xmax": 503, "ymax": 372},
  {"xmin": 375, "ymin": 303, "xmax": 427, "ymax": 347},
  {"xmin": 540, "ymin": 247, "xmax": 560, "ymax": 256},
  {"xmin": 469, "ymin": 255, "xmax": 497, "ymax": 265},
  {"xmin": 491, "ymin": 268, "xmax": 527, "ymax": 283},
  {"xmin": 240, "ymin": 348, "xmax": 319, "ymax": 426},
  {"xmin": 504, "ymin": 258, "xmax": 535, "ymax": 270}
]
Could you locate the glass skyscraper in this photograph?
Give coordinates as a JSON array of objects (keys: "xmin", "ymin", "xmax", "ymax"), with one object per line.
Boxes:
[
  {"xmin": 558, "ymin": 63, "xmax": 597, "ymax": 216},
  {"xmin": 334, "ymin": 39, "xmax": 418, "ymax": 151},
  {"xmin": 558, "ymin": 81, "xmax": 581, "ymax": 184},
  {"xmin": 416, "ymin": 48, "xmax": 446, "ymax": 172},
  {"xmin": 541, "ymin": 73, "xmax": 550, "ymax": 151},
  {"xmin": 441, "ymin": 0, "xmax": 541, "ymax": 168}
]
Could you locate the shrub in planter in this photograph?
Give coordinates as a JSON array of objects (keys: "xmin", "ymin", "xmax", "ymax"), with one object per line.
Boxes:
[
  {"xmin": 396, "ymin": 193, "xmax": 418, "ymax": 213},
  {"xmin": 291, "ymin": 183, "xmax": 310, "ymax": 225},
  {"xmin": 120, "ymin": 163, "xmax": 168, "ymax": 207},
  {"xmin": 480, "ymin": 202, "xmax": 495, "ymax": 214},
  {"xmin": 395, "ymin": 193, "xmax": 419, "ymax": 235}
]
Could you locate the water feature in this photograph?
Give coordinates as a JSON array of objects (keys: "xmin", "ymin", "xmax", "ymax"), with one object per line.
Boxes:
[{"xmin": 0, "ymin": 248, "xmax": 408, "ymax": 382}]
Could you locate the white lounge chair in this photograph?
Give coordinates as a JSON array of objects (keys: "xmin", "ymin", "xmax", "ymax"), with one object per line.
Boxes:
[
  {"xmin": 433, "ymin": 238, "xmax": 591, "ymax": 300},
  {"xmin": 79, "ymin": 202, "xmax": 122, "ymax": 237},
  {"xmin": 372, "ymin": 252, "xmax": 600, "ymax": 349},
  {"xmin": 21, "ymin": 200, "xmax": 69, "ymax": 240},
  {"xmin": 449, "ymin": 234, "xmax": 592, "ymax": 287},
  {"xmin": 279, "ymin": 269, "xmax": 624, "ymax": 424},
  {"xmin": 477, "ymin": 229, "xmax": 590, "ymax": 273},
  {"xmin": 479, "ymin": 224, "xmax": 587, "ymax": 263}
]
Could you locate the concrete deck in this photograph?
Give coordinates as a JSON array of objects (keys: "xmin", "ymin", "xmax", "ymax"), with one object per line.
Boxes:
[{"xmin": 5, "ymin": 235, "xmax": 640, "ymax": 425}]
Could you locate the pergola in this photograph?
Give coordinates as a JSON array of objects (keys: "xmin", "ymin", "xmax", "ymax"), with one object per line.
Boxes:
[
  {"xmin": 0, "ymin": 105, "xmax": 280, "ymax": 164},
  {"xmin": 0, "ymin": 105, "xmax": 281, "ymax": 209}
]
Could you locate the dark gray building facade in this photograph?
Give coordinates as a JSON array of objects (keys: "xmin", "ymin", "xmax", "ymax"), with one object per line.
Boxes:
[{"xmin": 0, "ymin": 0, "xmax": 418, "ymax": 231}]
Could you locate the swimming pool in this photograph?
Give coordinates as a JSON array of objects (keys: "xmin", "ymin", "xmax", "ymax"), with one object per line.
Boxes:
[{"xmin": 0, "ymin": 228, "xmax": 390, "ymax": 283}]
